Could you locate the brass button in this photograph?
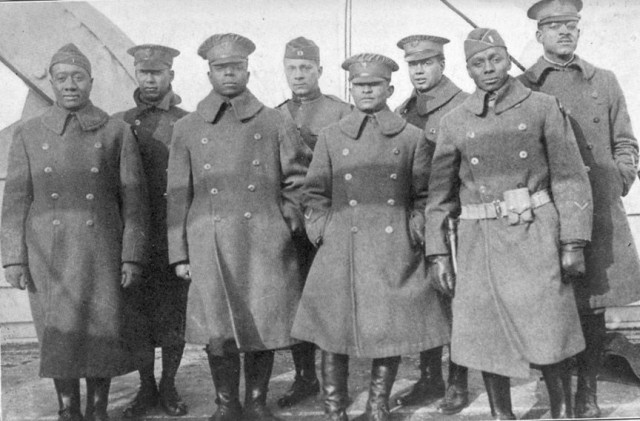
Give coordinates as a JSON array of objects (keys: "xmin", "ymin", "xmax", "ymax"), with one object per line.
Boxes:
[
  {"xmin": 86, "ymin": 220, "xmax": 94, "ymax": 226},
  {"xmin": 248, "ymin": 184, "xmax": 256, "ymax": 192},
  {"xmin": 201, "ymin": 138, "xmax": 209, "ymax": 144},
  {"xmin": 204, "ymin": 163, "xmax": 212, "ymax": 170},
  {"xmin": 385, "ymin": 226, "xmax": 394, "ymax": 234},
  {"xmin": 593, "ymin": 117, "xmax": 600, "ymax": 123},
  {"xmin": 349, "ymin": 199, "xmax": 358, "ymax": 207},
  {"xmin": 519, "ymin": 151, "xmax": 528, "ymax": 159},
  {"xmin": 52, "ymin": 219, "xmax": 60, "ymax": 226},
  {"xmin": 94, "ymin": 142, "xmax": 102, "ymax": 148},
  {"xmin": 390, "ymin": 173, "xmax": 397, "ymax": 180},
  {"xmin": 467, "ymin": 131, "xmax": 475, "ymax": 139},
  {"xmin": 479, "ymin": 186, "xmax": 487, "ymax": 194},
  {"xmin": 252, "ymin": 159, "xmax": 260, "ymax": 166},
  {"xmin": 429, "ymin": 128, "xmax": 436, "ymax": 134},
  {"xmin": 342, "ymin": 148, "xmax": 350, "ymax": 156},
  {"xmin": 350, "ymin": 226, "xmax": 358, "ymax": 233},
  {"xmin": 518, "ymin": 123, "xmax": 527, "ymax": 131},
  {"xmin": 86, "ymin": 193, "xmax": 94, "ymax": 200},
  {"xmin": 392, "ymin": 148, "xmax": 400, "ymax": 155},
  {"xmin": 591, "ymin": 91, "xmax": 598, "ymax": 99},
  {"xmin": 51, "ymin": 193, "xmax": 59, "ymax": 200},
  {"xmin": 254, "ymin": 133, "xmax": 262, "ymax": 140},
  {"xmin": 90, "ymin": 167, "xmax": 99, "ymax": 173},
  {"xmin": 586, "ymin": 143, "xmax": 593, "ymax": 150},
  {"xmin": 471, "ymin": 157, "xmax": 479, "ymax": 165},
  {"xmin": 210, "ymin": 188, "xmax": 218, "ymax": 195},
  {"xmin": 345, "ymin": 173, "xmax": 352, "ymax": 181},
  {"xmin": 44, "ymin": 167, "xmax": 52, "ymax": 173},
  {"xmin": 42, "ymin": 143, "xmax": 50, "ymax": 150},
  {"xmin": 134, "ymin": 119, "xmax": 141, "ymax": 126},
  {"xmin": 387, "ymin": 199, "xmax": 395, "ymax": 206},
  {"xmin": 244, "ymin": 212, "xmax": 252, "ymax": 219},
  {"xmin": 213, "ymin": 216, "xmax": 221, "ymax": 222}
]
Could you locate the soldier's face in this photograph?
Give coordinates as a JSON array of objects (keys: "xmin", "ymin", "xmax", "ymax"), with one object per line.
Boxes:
[
  {"xmin": 208, "ymin": 61, "xmax": 250, "ymax": 98},
  {"xmin": 350, "ymin": 80, "xmax": 394, "ymax": 113},
  {"xmin": 407, "ymin": 56, "xmax": 444, "ymax": 92},
  {"xmin": 466, "ymin": 47, "xmax": 511, "ymax": 92},
  {"xmin": 284, "ymin": 58, "xmax": 323, "ymax": 97},
  {"xmin": 135, "ymin": 68, "xmax": 174, "ymax": 102},
  {"xmin": 536, "ymin": 20, "xmax": 580, "ymax": 62},
  {"xmin": 50, "ymin": 63, "xmax": 93, "ymax": 111}
]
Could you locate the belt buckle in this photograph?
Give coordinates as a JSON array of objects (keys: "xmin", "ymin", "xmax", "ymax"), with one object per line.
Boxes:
[{"xmin": 493, "ymin": 200, "xmax": 503, "ymax": 218}]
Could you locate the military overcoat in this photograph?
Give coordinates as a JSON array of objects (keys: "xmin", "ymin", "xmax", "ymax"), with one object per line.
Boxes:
[
  {"xmin": 1, "ymin": 102, "xmax": 148, "ymax": 378},
  {"xmin": 113, "ymin": 89, "xmax": 189, "ymax": 348},
  {"xmin": 424, "ymin": 78, "xmax": 592, "ymax": 378},
  {"xmin": 167, "ymin": 89, "xmax": 309, "ymax": 354},
  {"xmin": 519, "ymin": 56, "xmax": 640, "ymax": 311},
  {"xmin": 291, "ymin": 108, "xmax": 451, "ymax": 358}
]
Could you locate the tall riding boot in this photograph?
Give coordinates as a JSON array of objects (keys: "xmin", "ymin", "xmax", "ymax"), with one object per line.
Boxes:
[
  {"xmin": 53, "ymin": 379, "xmax": 82, "ymax": 421},
  {"xmin": 365, "ymin": 356, "xmax": 400, "ymax": 421},
  {"xmin": 438, "ymin": 359, "xmax": 469, "ymax": 414},
  {"xmin": 395, "ymin": 347, "xmax": 444, "ymax": 406},
  {"xmin": 243, "ymin": 350, "xmax": 282, "ymax": 421},
  {"xmin": 575, "ymin": 313, "xmax": 605, "ymax": 419},
  {"xmin": 122, "ymin": 350, "xmax": 158, "ymax": 418},
  {"xmin": 321, "ymin": 351, "xmax": 350, "ymax": 421},
  {"xmin": 482, "ymin": 371, "xmax": 515, "ymax": 420},
  {"xmin": 207, "ymin": 351, "xmax": 242, "ymax": 421},
  {"xmin": 277, "ymin": 342, "xmax": 320, "ymax": 408},
  {"xmin": 85, "ymin": 377, "xmax": 111, "ymax": 421},
  {"xmin": 541, "ymin": 359, "xmax": 573, "ymax": 419},
  {"xmin": 159, "ymin": 343, "xmax": 188, "ymax": 416}
]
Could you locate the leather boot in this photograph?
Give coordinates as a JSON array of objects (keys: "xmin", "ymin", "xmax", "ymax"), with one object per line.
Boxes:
[
  {"xmin": 277, "ymin": 342, "xmax": 320, "ymax": 408},
  {"xmin": 321, "ymin": 351, "xmax": 350, "ymax": 421},
  {"xmin": 207, "ymin": 351, "xmax": 242, "ymax": 421},
  {"xmin": 243, "ymin": 350, "xmax": 282, "ymax": 421},
  {"xmin": 85, "ymin": 377, "xmax": 111, "ymax": 421},
  {"xmin": 438, "ymin": 360, "xmax": 469, "ymax": 415},
  {"xmin": 54, "ymin": 379, "xmax": 83, "ymax": 421},
  {"xmin": 482, "ymin": 371, "xmax": 515, "ymax": 420},
  {"xmin": 541, "ymin": 359, "xmax": 573, "ymax": 419},
  {"xmin": 365, "ymin": 356, "xmax": 400, "ymax": 421},
  {"xmin": 159, "ymin": 343, "xmax": 188, "ymax": 416},
  {"xmin": 122, "ymin": 366, "xmax": 159, "ymax": 418},
  {"xmin": 395, "ymin": 347, "xmax": 445, "ymax": 406},
  {"xmin": 575, "ymin": 313, "xmax": 605, "ymax": 419}
]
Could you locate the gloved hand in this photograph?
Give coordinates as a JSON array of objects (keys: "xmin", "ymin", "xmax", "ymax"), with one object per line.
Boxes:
[
  {"xmin": 4, "ymin": 265, "xmax": 31, "ymax": 290},
  {"xmin": 175, "ymin": 263, "xmax": 192, "ymax": 281},
  {"xmin": 121, "ymin": 262, "xmax": 144, "ymax": 288},
  {"xmin": 427, "ymin": 255, "xmax": 455, "ymax": 297},
  {"xmin": 561, "ymin": 241, "xmax": 586, "ymax": 284}
]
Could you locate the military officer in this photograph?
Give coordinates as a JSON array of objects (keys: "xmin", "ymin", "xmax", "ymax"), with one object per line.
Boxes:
[
  {"xmin": 291, "ymin": 53, "xmax": 451, "ymax": 421},
  {"xmin": 393, "ymin": 34, "xmax": 470, "ymax": 414},
  {"xmin": 424, "ymin": 29, "xmax": 592, "ymax": 419},
  {"xmin": 1, "ymin": 44, "xmax": 148, "ymax": 421},
  {"xmin": 275, "ymin": 36, "xmax": 352, "ymax": 409},
  {"xmin": 166, "ymin": 33, "xmax": 309, "ymax": 421},
  {"xmin": 113, "ymin": 44, "xmax": 189, "ymax": 418},
  {"xmin": 518, "ymin": 1, "xmax": 640, "ymax": 417}
]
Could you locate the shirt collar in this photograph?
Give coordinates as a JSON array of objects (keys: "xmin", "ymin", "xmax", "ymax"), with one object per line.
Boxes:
[
  {"xmin": 42, "ymin": 101, "xmax": 109, "ymax": 135},
  {"xmin": 339, "ymin": 106, "xmax": 407, "ymax": 139},
  {"xmin": 292, "ymin": 88, "xmax": 322, "ymax": 104},
  {"xmin": 413, "ymin": 75, "xmax": 463, "ymax": 116},
  {"xmin": 134, "ymin": 87, "xmax": 182, "ymax": 112},
  {"xmin": 464, "ymin": 76, "xmax": 531, "ymax": 116},
  {"xmin": 522, "ymin": 54, "xmax": 596, "ymax": 85},
  {"xmin": 196, "ymin": 89, "xmax": 263, "ymax": 123}
]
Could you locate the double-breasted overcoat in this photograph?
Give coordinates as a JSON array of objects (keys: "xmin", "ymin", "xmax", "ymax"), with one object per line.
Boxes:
[
  {"xmin": 114, "ymin": 89, "xmax": 189, "ymax": 348},
  {"xmin": 520, "ymin": 56, "xmax": 640, "ymax": 311},
  {"xmin": 166, "ymin": 89, "xmax": 309, "ymax": 355},
  {"xmin": 1, "ymin": 102, "xmax": 148, "ymax": 378},
  {"xmin": 291, "ymin": 108, "xmax": 451, "ymax": 358},
  {"xmin": 424, "ymin": 78, "xmax": 592, "ymax": 378}
]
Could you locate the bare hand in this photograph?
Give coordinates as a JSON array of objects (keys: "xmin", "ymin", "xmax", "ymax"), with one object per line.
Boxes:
[
  {"xmin": 121, "ymin": 262, "xmax": 144, "ymax": 288},
  {"xmin": 175, "ymin": 263, "xmax": 192, "ymax": 281},
  {"xmin": 4, "ymin": 265, "xmax": 31, "ymax": 290}
]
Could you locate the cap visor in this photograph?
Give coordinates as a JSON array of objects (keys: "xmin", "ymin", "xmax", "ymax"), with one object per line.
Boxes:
[
  {"xmin": 209, "ymin": 56, "xmax": 248, "ymax": 65},
  {"xmin": 351, "ymin": 75, "xmax": 387, "ymax": 84},
  {"xmin": 405, "ymin": 50, "xmax": 441, "ymax": 62},
  {"xmin": 136, "ymin": 62, "xmax": 170, "ymax": 71}
]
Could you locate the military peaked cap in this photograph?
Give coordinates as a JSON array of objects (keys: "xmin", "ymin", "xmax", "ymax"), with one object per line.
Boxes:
[
  {"xmin": 342, "ymin": 53, "xmax": 399, "ymax": 84},
  {"xmin": 527, "ymin": 0, "xmax": 582, "ymax": 24},
  {"xmin": 198, "ymin": 33, "xmax": 256, "ymax": 65},
  {"xmin": 396, "ymin": 35, "xmax": 449, "ymax": 62},
  {"xmin": 127, "ymin": 44, "xmax": 180, "ymax": 70}
]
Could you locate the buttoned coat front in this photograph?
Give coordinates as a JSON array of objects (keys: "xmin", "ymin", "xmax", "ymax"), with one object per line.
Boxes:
[
  {"xmin": 519, "ymin": 56, "xmax": 640, "ymax": 311},
  {"xmin": 167, "ymin": 89, "xmax": 309, "ymax": 354},
  {"xmin": 291, "ymin": 108, "xmax": 451, "ymax": 358},
  {"xmin": 424, "ymin": 78, "xmax": 592, "ymax": 378},
  {"xmin": 1, "ymin": 102, "xmax": 148, "ymax": 378}
]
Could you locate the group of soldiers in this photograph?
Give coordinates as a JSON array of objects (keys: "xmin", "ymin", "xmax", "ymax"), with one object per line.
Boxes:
[{"xmin": 2, "ymin": 0, "xmax": 640, "ymax": 420}]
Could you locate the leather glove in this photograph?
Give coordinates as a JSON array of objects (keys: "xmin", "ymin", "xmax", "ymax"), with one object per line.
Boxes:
[
  {"xmin": 4, "ymin": 265, "xmax": 31, "ymax": 290},
  {"xmin": 121, "ymin": 262, "xmax": 144, "ymax": 289},
  {"xmin": 427, "ymin": 255, "xmax": 455, "ymax": 297},
  {"xmin": 175, "ymin": 263, "xmax": 192, "ymax": 281},
  {"xmin": 561, "ymin": 241, "xmax": 586, "ymax": 284}
]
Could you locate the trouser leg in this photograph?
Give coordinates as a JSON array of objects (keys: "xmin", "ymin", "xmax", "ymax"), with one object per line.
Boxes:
[
  {"xmin": 481, "ymin": 371, "xmax": 515, "ymax": 420},
  {"xmin": 158, "ymin": 342, "xmax": 188, "ymax": 416}
]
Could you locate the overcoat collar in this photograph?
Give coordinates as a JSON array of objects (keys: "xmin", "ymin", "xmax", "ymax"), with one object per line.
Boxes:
[
  {"xmin": 196, "ymin": 89, "xmax": 263, "ymax": 123},
  {"xmin": 42, "ymin": 101, "xmax": 109, "ymax": 135},
  {"xmin": 411, "ymin": 75, "xmax": 462, "ymax": 116},
  {"xmin": 292, "ymin": 88, "xmax": 322, "ymax": 104},
  {"xmin": 522, "ymin": 54, "xmax": 596, "ymax": 85},
  {"xmin": 465, "ymin": 77, "xmax": 531, "ymax": 116},
  {"xmin": 339, "ymin": 107, "xmax": 406, "ymax": 139},
  {"xmin": 133, "ymin": 88, "xmax": 182, "ymax": 112}
]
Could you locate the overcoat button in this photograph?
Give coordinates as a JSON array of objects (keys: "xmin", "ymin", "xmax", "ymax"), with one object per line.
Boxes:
[
  {"xmin": 392, "ymin": 148, "xmax": 400, "ymax": 155},
  {"xmin": 52, "ymin": 219, "xmax": 60, "ymax": 225},
  {"xmin": 134, "ymin": 119, "xmax": 141, "ymax": 126},
  {"xmin": 42, "ymin": 143, "xmax": 50, "ymax": 150},
  {"xmin": 350, "ymin": 226, "xmax": 358, "ymax": 233},
  {"xmin": 390, "ymin": 173, "xmax": 397, "ymax": 180},
  {"xmin": 44, "ymin": 167, "xmax": 52, "ymax": 173},
  {"xmin": 519, "ymin": 151, "xmax": 528, "ymax": 159},
  {"xmin": 94, "ymin": 142, "xmax": 102, "ymax": 148},
  {"xmin": 591, "ymin": 91, "xmax": 598, "ymax": 98},
  {"xmin": 470, "ymin": 157, "xmax": 479, "ymax": 165},
  {"xmin": 90, "ymin": 167, "xmax": 99, "ymax": 173},
  {"xmin": 252, "ymin": 159, "xmax": 260, "ymax": 166},
  {"xmin": 593, "ymin": 117, "xmax": 600, "ymax": 123},
  {"xmin": 349, "ymin": 199, "xmax": 358, "ymax": 207},
  {"xmin": 254, "ymin": 133, "xmax": 262, "ymax": 140},
  {"xmin": 204, "ymin": 163, "xmax": 212, "ymax": 170},
  {"xmin": 479, "ymin": 186, "xmax": 487, "ymax": 194},
  {"xmin": 587, "ymin": 143, "xmax": 593, "ymax": 150},
  {"xmin": 345, "ymin": 173, "xmax": 352, "ymax": 181},
  {"xmin": 248, "ymin": 184, "xmax": 256, "ymax": 191},
  {"xmin": 585, "ymin": 166, "xmax": 591, "ymax": 172},
  {"xmin": 467, "ymin": 131, "xmax": 475, "ymax": 139},
  {"xmin": 201, "ymin": 138, "xmax": 209, "ymax": 144},
  {"xmin": 51, "ymin": 193, "xmax": 59, "ymax": 200},
  {"xmin": 86, "ymin": 194, "xmax": 94, "ymax": 200},
  {"xmin": 385, "ymin": 226, "xmax": 394, "ymax": 234},
  {"xmin": 210, "ymin": 188, "xmax": 218, "ymax": 195},
  {"xmin": 387, "ymin": 199, "xmax": 395, "ymax": 206},
  {"xmin": 214, "ymin": 216, "xmax": 221, "ymax": 222},
  {"xmin": 429, "ymin": 128, "xmax": 437, "ymax": 134},
  {"xmin": 518, "ymin": 123, "xmax": 527, "ymax": 131},
  {"xmin": 86, "ymin": 220, "xmax": 94, "ymax": 226},
  {"xmin": 342, "ymin": 148, "xmax": 350, "ymax": 156},
  {"xmin": 244, "ymin": 212, "xmax": 252, "ymax": 219}
]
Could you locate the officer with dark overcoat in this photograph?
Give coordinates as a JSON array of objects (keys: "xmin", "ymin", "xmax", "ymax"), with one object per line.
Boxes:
[
  {"xmin": 275, "ymin": 36, "xmax": 352, "ymax": 409},
  {"xmin": 424, "ymin": 28, "xmax": 593, "ymax": 420},
  {"xmin": 166, "ymin": 33, "xmax": 310, "ymax": 421},
  {"xmin": 518, "ymin": 1, "xmax": 640, "ymax": 417},
  {"xmin": 113, "ymin": 44, "xmax": 189, "ymax": 418},
  {"xmin": 393, "ymin": 34, "xmax": 470, "ymax": 414},
  {"xmin": 1, "ymin": 43, "xmax": 148, "ymax": 421},
  {"xmin": 292, "ymin": 53, "xmax": 451, "ymax": 421}
]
